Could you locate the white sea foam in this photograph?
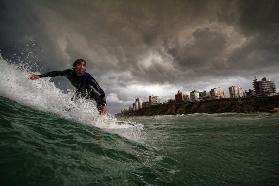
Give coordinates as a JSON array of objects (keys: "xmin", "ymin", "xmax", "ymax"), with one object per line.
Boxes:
[{"xmin": 0, "ymin": 54, "xmax": 144, "ymax": 142}]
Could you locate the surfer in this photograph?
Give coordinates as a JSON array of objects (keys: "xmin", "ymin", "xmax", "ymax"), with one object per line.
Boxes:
[{"xmin": 29, "ymin": 59, "xmax": 108, "ymax": 115}]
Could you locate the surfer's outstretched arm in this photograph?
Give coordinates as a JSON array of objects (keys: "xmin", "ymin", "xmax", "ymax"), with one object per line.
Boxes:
[{"xmin": 30, "ymin": 70, "xmax": 70, "ymax": 80}]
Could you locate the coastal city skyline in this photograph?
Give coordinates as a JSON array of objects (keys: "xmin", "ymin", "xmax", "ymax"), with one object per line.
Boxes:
[{"xmin": 122, "ymin": 76, "xmax": 277, "ymax": 113}]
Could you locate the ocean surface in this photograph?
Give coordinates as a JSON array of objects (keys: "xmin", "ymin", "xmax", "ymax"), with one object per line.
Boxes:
[{"xmin": 1, "ymin": 57, "xmax": 279, "ymax": 185}]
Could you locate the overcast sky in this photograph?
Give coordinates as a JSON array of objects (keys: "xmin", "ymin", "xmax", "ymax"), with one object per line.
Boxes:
[{"xmin": 1, "ymin": 0, "xmax": 279, "ymax": 114}]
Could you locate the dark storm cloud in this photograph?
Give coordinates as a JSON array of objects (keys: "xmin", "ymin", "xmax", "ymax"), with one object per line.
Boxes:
[
  {"xmin": 1, "ymin": 0, "xmax": 279, "ymax": 113},
  {"xmin": 216, "ymin": 0, "xmax": 279, "ymax": 75},
  {"xmin": 0, "ymin": 0, "xmax": 67, "ymax": 69}
]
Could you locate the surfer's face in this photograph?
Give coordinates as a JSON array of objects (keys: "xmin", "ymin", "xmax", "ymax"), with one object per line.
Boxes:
[{"xmin": 74, "ymin": 61, "xmax": 86, "ymax": 76}]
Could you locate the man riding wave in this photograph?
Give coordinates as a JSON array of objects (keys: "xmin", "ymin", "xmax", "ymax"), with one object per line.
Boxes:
[{"xmin": 30, "ymin": 59, "xmax": 108, "ymax": 115}]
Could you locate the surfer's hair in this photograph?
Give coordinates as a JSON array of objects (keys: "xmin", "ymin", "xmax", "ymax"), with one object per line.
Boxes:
[{"xmin": 73, "ymin": 59, "xmax": 87, "ymax": 67}]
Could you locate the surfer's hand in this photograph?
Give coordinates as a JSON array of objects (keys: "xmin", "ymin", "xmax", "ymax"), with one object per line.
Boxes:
[
  {"xmin": 30, "ymin": 75, "xmax": 40, "ymax": 80},
  {"xmin": 100, "ymin": 105, "xmax": 108, "ymax": 115}
]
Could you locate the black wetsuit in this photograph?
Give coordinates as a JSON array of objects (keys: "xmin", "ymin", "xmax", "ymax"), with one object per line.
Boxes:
[{"xmin": 39, "ymin": 69, "xmax": 106, "ymax": 111}]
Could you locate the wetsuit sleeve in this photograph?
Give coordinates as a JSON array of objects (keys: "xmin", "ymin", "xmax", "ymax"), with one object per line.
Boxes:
[
  {"xmin": 39, "ymin": 69, "xmax": 70, "ymax": 78},
  {"xmin": 87, "ymin": 75, "xmax": 106, "ymax": 105}
]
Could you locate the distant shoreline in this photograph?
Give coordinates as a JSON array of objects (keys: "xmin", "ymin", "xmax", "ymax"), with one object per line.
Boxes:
[{"xmin": 116, "ymin": 95, "xmax": 279, "ymax": 117}]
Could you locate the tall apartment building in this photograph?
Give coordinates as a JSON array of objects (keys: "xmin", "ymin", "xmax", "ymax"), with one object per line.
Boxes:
[
  {"xmin": 253, "ymin": 77, "xmax": 276, "ymax": 96},
  {"xmin": 210, "ymin": 87, "xmax": 225, "ymax": 99},
  {"xmin": 190, "ymin": 90, "xmax": 200, "ymax": 102},
  {"xmin": 149, "ymin": 95, "xmax": 160, "ymax": 105},
  {"xmin": 199, "ymin": 91, "xmax": 209, "ymax": 101},
  {"xmin": 175, "ymin": 90, "xmax": 189, "ymax": 103},
  {"xmin": 229, "ymin": 86, "xmax": 244, "ymax": 98},
  {"xmin": 135, "ymin": 98, "xmax": 142, "ymax": 110}
]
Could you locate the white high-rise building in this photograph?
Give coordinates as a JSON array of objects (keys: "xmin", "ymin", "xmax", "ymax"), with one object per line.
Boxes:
[
  {"xmin": 135, "ymin": 98, "xmax": 142, "ymax": 110},
  {"xmin": 210, "ymin": 87, "xmax": 225, "ymax": 99},
  {"xmin": 229, "ymin": 86, "xmax": 245, "ymax": 98}
]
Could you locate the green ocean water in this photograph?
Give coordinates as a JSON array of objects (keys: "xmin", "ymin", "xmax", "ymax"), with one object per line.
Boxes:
[{"xmin": 1, "ymin": 96, "xmax": 279, "ymax": 185}]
